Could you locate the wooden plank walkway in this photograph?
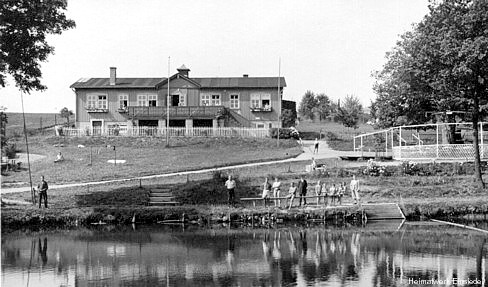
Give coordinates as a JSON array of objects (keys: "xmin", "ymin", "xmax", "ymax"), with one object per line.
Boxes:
[
  {"xmin": 361, "ymin": 203, "xmax": 405, "ymax": 220},
  {"xmin": 149, "ymin": 188, "xmax": 180, "ymax": 206}
]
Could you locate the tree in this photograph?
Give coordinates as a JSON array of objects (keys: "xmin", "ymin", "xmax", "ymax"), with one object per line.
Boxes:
[
  {"xmin": 337, "ymin": 94, "xmax": 363, "ymax": 129},
  {"xmin": 59, "ymin": 107, "xmax": 73, "ymax": 124},
  {"xmin": 315, "ymin": 93, "xmax": 333, "ymax": 121},
  {"xmin": 373, "ymin": 0, "xmax": 488, "ymax": 187},
  {"xmin": 0, "ymin": 106, "xmax": 7, "ymax": 151},
  {"xmin": 281, "ymin": 109, "xmax": 296, "ymax": 128},
  {"xmin": 0, "ymin": 0, "xmax": 76, "ymax": 93},
  {"xmin": 298, "ymin": 90, "xmax": 317, "ymax": 120}
]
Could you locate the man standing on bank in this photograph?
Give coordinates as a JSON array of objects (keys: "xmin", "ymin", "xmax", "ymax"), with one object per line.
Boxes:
[
  {"xmin": 350, "ymin": 175, "xmax": 360, "ymax": 205},
  {"xmin": 38, "ymin": 175, "xmax": 49, "ymax": 208},
  {"xmin": 297, "ymin": 176, "xmax": 308, "ymax": 207},
  {"xmin": 225, "ymin": 175, "xmax": 236, "ymax": 206}
]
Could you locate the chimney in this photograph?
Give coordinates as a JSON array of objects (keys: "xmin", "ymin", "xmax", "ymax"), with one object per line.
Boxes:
[
  {"xmin": 243, "ymin": 74, "xmax": 249, "ymax": 78},
  {"xmin": 177, "ymin": 64, "xmax": 190, "ymax": 77},
  {"xmin": 109, "ymin": 67, "xmax": 117, "ymax": 86}
]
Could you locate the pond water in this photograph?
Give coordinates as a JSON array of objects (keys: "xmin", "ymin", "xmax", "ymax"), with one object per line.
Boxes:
[{"xmin": 2, "ymin": 221, "xmax": 487, "ymax": 287}]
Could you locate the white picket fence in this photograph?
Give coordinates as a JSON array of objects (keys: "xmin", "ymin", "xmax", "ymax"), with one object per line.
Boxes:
[{"xmin": 58, "ymin": 126, "xmax": 269, "ymax": 138}]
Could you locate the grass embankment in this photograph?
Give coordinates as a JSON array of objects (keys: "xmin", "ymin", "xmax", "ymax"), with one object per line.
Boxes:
[
  {"xmin": 1, "ymin": 136, "xmax": 301, "ymax": 186},
  {"xmin": 3, "ymin": 160, "xmax": 488, "ymax": 232},
  {"xmin": 297, "ymin": 120, "xmax": 374, "ymax": 151}
]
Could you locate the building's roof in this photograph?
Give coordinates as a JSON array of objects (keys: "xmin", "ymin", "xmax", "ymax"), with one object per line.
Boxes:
[
  {"xmin": 70, "ymin": 78, "xmax": 164, "ymax": 89},
  {"xmin": 193, "ymin": 77, "xmax": 286, "ymax": 88},
  {"xmin": 71, "ymin": 76, "xmax": 286, "ymax": 89}
]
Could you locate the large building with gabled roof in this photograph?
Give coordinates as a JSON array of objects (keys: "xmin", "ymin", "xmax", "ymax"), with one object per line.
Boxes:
[{"xmin": 70, "ymin": 65, "xmax": 286, "ymax": 132}]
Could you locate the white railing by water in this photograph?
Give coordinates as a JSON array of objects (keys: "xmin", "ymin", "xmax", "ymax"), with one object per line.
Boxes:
[{"xmin": 58, "ymin": 127, "xmax": 269, "ymax": 138}]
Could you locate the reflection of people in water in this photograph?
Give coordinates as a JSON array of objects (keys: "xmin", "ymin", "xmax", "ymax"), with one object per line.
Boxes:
[
  {"xmin": 313, "ymin": 232, "xmax": 322, "ymax": 267},
  {"xmin": 272, "ymin": 231, "xmax": 282, "ymax": 260},
  {"xmin": 299, "ymin": 231, "xmax": 307, "ymax": 257},
  {"xmin": 38, "ymin": 237, "xmax": 48, "ymax": 266},
  {"xmin": 288, "ymin": 231, "xmax": 297, "ymax": 258},
  {"xmin": 350, "ymin": 233, "xmax": 361, "ymax": 269},
  {"xmin": 226, "ymin": 235, "xmax": 235, "ymax": 269},
  {"xmin": 262, "ymin": 233, "xmax": 272, "ymax": 263}
]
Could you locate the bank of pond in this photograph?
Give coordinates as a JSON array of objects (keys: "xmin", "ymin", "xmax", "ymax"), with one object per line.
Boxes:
[{"xmin": 2, "ymin": 200, "xmax": 488, "ymax": 233}]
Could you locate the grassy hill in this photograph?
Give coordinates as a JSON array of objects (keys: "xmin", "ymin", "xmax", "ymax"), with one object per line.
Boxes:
[{"xmin": 4, "ymin": 112, "xmax": 75, "ymax": 137}]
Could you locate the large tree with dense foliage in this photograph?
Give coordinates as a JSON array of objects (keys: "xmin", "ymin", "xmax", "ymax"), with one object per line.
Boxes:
[
  {"xmin": 337, "ymin": 94, "xmax": 363, "ymax": 129},
  {"xmin": 0, "ymin": 0, "xmax": 75, "ymax": 93},
  {"xmin": 59, "ymin": 107, "xmax": 73, "ymax": 124},
  {"xmin": 315, "ymin": 93, "xmax": 333, "ymax": 121},
  {"xmin": 298, "ymin": 90, "xmax": 318, "ymax": 120},
  {"xmin": 372, "ymin": 0, "xmax": 488, "ymax": 187}
]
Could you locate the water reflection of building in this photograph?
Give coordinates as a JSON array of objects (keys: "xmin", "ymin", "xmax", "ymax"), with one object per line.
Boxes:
[{"xmin": 1, "ymin": 225, "xmax": 486, "ymax": 287}]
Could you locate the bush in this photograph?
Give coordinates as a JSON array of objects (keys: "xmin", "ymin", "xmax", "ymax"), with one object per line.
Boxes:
[
  {"xmin": 269, "ymin": 128, "xmax": 300, "ymax": 139},
  {"xmin": 3, "ymin": 143, "xmax": 16, "ymax": 159}
]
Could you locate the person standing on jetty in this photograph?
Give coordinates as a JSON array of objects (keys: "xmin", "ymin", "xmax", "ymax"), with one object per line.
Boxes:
[
  {"xmin": 314, "ymin": 138, "xmax": 319, "ymax": 154},
  {"xmin": 314, "ymin": 180, "xmax": 322, "ymax": 205},
  {"xmin": 350, "ymin": 175, "xmax": 360, "ymax": 205},
  {"xmin": 37, "ymin": 175, "xmax": 49, "ymax": 208},
  {"xmin": 262, "ymin": 177, "xmax": 271, "ymax": 207},
  {"xmin": 297, "ymin": 176, "xmax": 308, "ymax": 207},
  {"xmin": 225, "ymin": 175, "xmax": 236, "ymax": 206},
  {"xmin": 286, "ymin": 182, "xmax": 297, "ymax": 209},
  {"xmin": 272, "ymin": 177, "xmax": 282, "ymax": 207}
]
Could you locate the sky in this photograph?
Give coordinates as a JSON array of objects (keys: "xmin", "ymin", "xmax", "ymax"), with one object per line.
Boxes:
[{"xmin": 1, "ymin": 0, "xmax": 429, "ymax": 113}]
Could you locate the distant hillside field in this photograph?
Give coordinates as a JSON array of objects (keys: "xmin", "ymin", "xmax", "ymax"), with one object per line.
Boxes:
[{"xmin": 4, "ymin": 112, "xmax": 75, "ymax": 133}]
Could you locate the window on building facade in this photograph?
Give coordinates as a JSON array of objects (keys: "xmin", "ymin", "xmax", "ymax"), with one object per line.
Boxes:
[
  {"xmin": 200, "ymin": 94, "xmax": 210, "ymax": 106},
  {"xmin": 230, "ymin": 94, "xmax": 239, "ymax": 109},
  {"xmin": 87, "ymin": 95, "xmax": 97, "ymax": 109},
  {"xmin": 201, "ymin": 94, "xmax": 220, "ymax": 106},
  {"xmin": 250, "ymin": 93, "xmax": 271, "ymax": 110},
  {"xmin": 148, "ymin": 95, "xmax": 157, "ymax": 107},
  {"xmin": 180, "ymin": 94, "xmax": 186, "ymax": 106},
  {"xmin": 211, "ymin": 94, "xmax": 221, "ymax": 106},
  {"xmin": 137, "ymin": 95, "xmax": 148, "ymax": 106},
  {"xmin": 119, "ymin": 94, "xmax": 128, "ymax": 109},
  {"xmin": 250, "ymin": 94, "xmax": 260, "ymax": 108},
  {"xmin": 261, "ymin": 94, "xmax": 271, "ymax": 110},
  {"xmin": 97, "ymin": 95, "xmax": 107, "ymax": 109}
]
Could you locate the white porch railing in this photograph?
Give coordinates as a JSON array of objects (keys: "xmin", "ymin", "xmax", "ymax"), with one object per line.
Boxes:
[{"xmin": 58, "ymin": 127, "xmax": 269, "ymax": 138}]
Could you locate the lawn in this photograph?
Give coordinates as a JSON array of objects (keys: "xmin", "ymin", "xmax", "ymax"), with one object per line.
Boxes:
[{"xmin": 1, "ymin": 135, "xmax": 302, "ymax": 186}]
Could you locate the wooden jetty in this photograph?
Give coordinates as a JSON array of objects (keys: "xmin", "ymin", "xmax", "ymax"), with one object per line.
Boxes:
[{"xmin": 361, "ymin": 203, "xmax": 405, "ymax": 220}]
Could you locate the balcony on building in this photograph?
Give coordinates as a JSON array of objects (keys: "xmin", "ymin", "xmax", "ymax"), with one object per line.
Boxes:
[{"xmin": 127, "ymin": 105, "xmax": 226, "ymax": 119}]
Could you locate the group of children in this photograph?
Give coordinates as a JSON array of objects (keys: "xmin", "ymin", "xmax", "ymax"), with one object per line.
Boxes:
[{"xmin": 261, "ymin": 175, "xmax": 360, "ymax": 210}]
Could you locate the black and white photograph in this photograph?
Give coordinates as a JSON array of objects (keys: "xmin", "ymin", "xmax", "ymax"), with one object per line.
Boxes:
[{"xmin": 1, "ymin": 0, "xmax": 487, "ymax": 286}]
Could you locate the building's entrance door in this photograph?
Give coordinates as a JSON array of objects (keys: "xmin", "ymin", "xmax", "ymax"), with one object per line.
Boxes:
[
  {"xmin": 171, "ymin": 95, "xmax": 180, "ymax": 106},
  {"xmin": 92, "ymin": 120, "xmax": 102, "ymax": 135}
]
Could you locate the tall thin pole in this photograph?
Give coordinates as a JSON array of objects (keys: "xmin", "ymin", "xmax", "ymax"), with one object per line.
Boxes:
[
  {"xmin": 21, "ymin": 92, "xmax": 34, "ymax": 204},
  {"xmin": 166, "ymin": 56, "xmax": 170, "ymax": 146},
  {"xmin": 277, "ymin": 58, "xmax": 281, "ymax": 147}
]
